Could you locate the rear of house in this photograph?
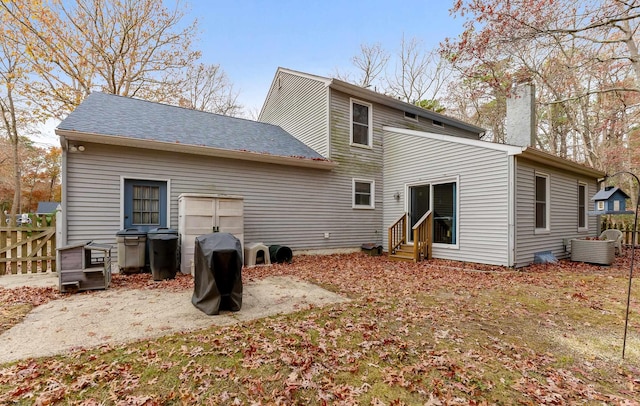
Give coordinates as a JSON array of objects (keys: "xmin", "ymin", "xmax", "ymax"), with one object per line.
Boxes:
[
  {"xmin": 383, "ymin": 127, "xmax": 603, "ymax": 267},
  {"xmin": 56, "ymin": 92, "xmax": 379, "ymax": 258},
  {"xmin": 58, "ymin": 69, "xmax": 605, "ymax": 269},
  {"xmin": 512, "ymin": 153, "xmax": 601, "ymax": 267},
  {"xmin": 259, "ymin": 68, "xmax": 486, "ymax": 258}
]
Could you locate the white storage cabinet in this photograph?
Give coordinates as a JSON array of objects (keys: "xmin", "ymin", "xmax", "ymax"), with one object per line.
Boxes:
[{"xmin": 178, "ymin": 193, "xmax": 244, "ymax": 274}]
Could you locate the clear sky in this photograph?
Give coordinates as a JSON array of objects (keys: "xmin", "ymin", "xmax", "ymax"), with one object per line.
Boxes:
[
  {"xmin": 36, "ymin": 0, "xmax": 466, "ymax": 146},
  {"xmin": 186, "ymin": 0, "xmax": 465, "ymax": 114}
]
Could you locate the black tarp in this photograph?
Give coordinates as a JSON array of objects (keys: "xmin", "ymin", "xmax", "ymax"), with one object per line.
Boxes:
[{"xmin": 191, "ymin": 233, "xmax": 243, "ymax": 315}]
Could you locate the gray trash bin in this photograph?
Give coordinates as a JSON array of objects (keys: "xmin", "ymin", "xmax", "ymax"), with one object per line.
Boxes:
[
  {"xmin": 116, "ymin": 228, "xmax": 147, "ymax": 273},
  {"xmin": 147, "ymin": 228, "xmax": 179, "ymax": 281}
]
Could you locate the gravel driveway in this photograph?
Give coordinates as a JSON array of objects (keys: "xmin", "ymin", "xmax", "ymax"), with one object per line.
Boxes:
[{"xmin": 0, "ymin": 275, "xmax": 348, "ymax": 364}]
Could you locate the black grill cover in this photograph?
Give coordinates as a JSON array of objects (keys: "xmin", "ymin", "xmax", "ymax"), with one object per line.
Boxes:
[{"xmin": 191, "ymin": 233, "xmax": 243, "ymax": 315}]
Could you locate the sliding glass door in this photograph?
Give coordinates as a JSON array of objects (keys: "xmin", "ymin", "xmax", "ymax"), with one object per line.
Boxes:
[{"xmin": 408, "ymin": 180, "xmax": 457, "ymax": 245}]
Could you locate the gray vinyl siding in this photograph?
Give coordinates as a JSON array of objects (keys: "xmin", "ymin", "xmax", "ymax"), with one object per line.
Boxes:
[
  {"xmin": 64, "ymin": 143, "xmax": 383, "ymax": 256},
  {"xmin": 259, "ymin": 71, "xmax": 329, "ymax": 157},
  {"xmin": 514, "ymin": 158, "xmax": 599, "ymax": 267},
  {"xmin": 383, "ymin": 129, "xmax": 511, "ymax": 266},
  {"xmin": 324, "ymin": 90, "xmax": 483, "ymax": 255},
  {"xmin": 329, "ymin": 89, "xmax": 479, "ymax": 141},
  {"xmin": 328, "ymin": 90, "xmax": 385, "ymax": 244}
]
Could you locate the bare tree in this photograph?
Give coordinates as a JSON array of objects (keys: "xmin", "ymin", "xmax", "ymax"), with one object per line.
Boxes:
[
  {"xmin": 334, "ymin": 42, "xmax": 389, "ymax": 91},
  {"xmin": 338, "ymin": 37, "xmax": 453, "ymax": 111},
  {"xmin": 177, "ymin": 63, "xmax": 242, "ymax": 116},
  {"xmin": 443, "ymin": 0, "xmax": 640, "ymax": 174},
  {"xmin": 352, "ymin": 43, "xmax": 389, "ymax": 88},
  {"xmin": 387, "ymin": 36, "xmax": 452, "ymax": 105},
  {"xmin": 0, "ymin": 7, "xmax": 33, "ymax": 223},
  {"xmin": 1, "ymin": 0, "xmax": 201, "ymax": 117}
]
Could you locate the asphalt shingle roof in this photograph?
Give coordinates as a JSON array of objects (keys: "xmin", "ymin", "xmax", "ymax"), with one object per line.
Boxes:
[
  {"xmin": 57, "ymin": 92, "xmax": 324, "ymax": 160},
  {"xmin": 36, "ymin": 202, "xmax": 60, "ymax": 214},
  {"xmin": 591, "ymin": 186, "xmax": 629, "ymax": 201}
]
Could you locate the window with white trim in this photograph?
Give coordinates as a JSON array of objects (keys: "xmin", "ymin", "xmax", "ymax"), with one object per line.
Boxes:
[
  {"xmin": 578, "ymin": 182, "xmax": 587, "ymax": 230},
  {"xmin": 408, "ymin": 178, "xmax": 458, "ymax": 246},
  {"xmin": 350, "ymin": 99, "xmax": 372, "ymax": 147},
  {"xmin": 353, "ymin": 179, "xmax": 374, "ymax": 209},
  {"xmin": 535, "ymin": 173, "xmax": 550, "ymax": 231}
]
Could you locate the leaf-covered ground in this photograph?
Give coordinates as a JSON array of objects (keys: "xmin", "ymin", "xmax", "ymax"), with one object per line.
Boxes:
[{"xmin": 1, "ymin": 252, "xmax": 640, "ymax": 405}]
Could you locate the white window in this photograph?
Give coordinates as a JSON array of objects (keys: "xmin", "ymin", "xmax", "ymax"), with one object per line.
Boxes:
[
  {"xmin": 350, "ymin": 99, "xmax": 372, "ymax": 148},
  {"xmin": 535, "ymin": 173, "xmax": 550, "ymax": 232},
  {"xmin": 353, "ymin": 179, "xmax": 374, "ymax": 209},
  {"xmin": 614, "ymin": 200, "xmax": 620, "ymax": 211},
  {"xmin": 578, "ymin": 182, "xmax": 587, "ymax": 231},
  {"xmin": 597, "ymin": 201, "xmax": 605, "ymax": 211}
]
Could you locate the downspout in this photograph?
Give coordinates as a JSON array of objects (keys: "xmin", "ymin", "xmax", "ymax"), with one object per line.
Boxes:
[
  {"xmin": 59, "ymin": 135, "xmax": 68, "ymax": 248},
  {"xmin": 507, "ymin": 154, "xmax": 516, "ymax": 267},
  {"xmin": 325, "ymin": 82, "xmax": 332, "ymax": 159}
]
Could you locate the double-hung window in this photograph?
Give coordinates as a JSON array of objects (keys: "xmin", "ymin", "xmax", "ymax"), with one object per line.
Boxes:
[
  {"xmin": 350, "ymin": 99, "xmax": 372, "ymax": 147},
  {"xmin": 535, "ymin": 173, "xmax": 550, "ymax": 231},
  {"xmin": 353, "ymin": 179, "xmax": 374, "ymax": 209},
  {"xmin": 578, "ymin": 182, "xmax": 588, "ymax": 231}
]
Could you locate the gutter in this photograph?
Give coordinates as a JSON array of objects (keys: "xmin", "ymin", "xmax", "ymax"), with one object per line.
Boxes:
[
  {"xmin": 330, "ymin": 80, "xmax": 487, "ymax": 134},
  {"xmin": 519, "ymin": 148, "xmax": 605, "ymax": 178},
  {"xmin": 55, "ymin": 129, "xmax": 338, "ymax": 170}
]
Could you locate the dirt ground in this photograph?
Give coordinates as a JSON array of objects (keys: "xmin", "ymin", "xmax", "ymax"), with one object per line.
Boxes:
[{"xmin": 0, "ymin": 274, "xmax": 348, "ymax": 365}]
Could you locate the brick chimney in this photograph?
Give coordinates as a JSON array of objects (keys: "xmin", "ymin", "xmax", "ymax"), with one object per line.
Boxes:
[{"xmin": 505, "ymin": 82, "xmax": 536, "ymax": 147}]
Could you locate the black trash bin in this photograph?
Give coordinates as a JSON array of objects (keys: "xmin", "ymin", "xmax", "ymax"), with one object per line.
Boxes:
[
  {"xmin": 192, "ymin": 233, "xmax": 243, "ymax": 315},
  {"xmin": 147, "ymin": 228, "xmax": 179, "ymax": 281},
  {"xmin": 269, "ymin": 245, "xmax": 293, "ymax": 263}
]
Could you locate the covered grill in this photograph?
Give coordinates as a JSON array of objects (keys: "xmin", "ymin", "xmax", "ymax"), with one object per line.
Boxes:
[{"xmin": 191, "ymin": 233, "xmax": 243, "ymax": 315}]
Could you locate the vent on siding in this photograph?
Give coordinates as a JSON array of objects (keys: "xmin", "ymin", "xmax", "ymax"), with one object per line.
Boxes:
[
  {"xmin": 432, "ymin": 120, "xmax": 444, "ymax": 128},
  {"xmin": 404, "ymin": 111, "xmax": 418, "ymax": 121}
]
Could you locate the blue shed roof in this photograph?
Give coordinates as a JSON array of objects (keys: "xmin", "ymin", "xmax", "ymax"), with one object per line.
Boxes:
[
  {"xmin": 591, "ymin": 186, "xmax": 630, "ymax": 201},
  {"xmin": 36, "ymin": 202, "xmax": 60, "ymax": 214},
  {"xmin": 57, "ymin": 92, "xmax": 325, "ymax": 160}
]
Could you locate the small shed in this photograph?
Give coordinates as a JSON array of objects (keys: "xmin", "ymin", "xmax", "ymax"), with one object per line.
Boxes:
[{"xmin": 589, "ymin": 186, "xmax": 633, "ymax": 215}]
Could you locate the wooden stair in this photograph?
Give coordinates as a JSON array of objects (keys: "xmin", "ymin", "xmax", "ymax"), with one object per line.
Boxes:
[
  {"xmin": 389, "ymin": 244, "xmax": 416, "ymax": 262},
  {"xmin": 388, "ymin": 211, "xmax": 432, "ymax": 263}
]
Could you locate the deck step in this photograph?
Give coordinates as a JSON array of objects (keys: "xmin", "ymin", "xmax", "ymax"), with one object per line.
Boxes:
[
  {"xmin": 388, "ymin": 253, "xmax": 414, "ymax": 262},
  {"xmin": 389, "ymin": 243, "xmax": 429, "ymax": 262},
  {"xmin": 389, "ymin": 244, "xmax": 416, "ymax": 262}
]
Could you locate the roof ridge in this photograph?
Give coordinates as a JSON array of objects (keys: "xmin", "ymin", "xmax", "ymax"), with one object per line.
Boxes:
[{"xmin": 88, "ymin": 91, "xmax": 277, "ymax": 128}]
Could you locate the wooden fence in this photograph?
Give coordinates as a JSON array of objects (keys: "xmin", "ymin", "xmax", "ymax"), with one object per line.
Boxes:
[
  {"xmin": 601, "ymin": 219, "xmax": 639, "ymax": 247},
  {"xmin": 0, "ymin": 213, "xmax": 57, "ymax": 275}
]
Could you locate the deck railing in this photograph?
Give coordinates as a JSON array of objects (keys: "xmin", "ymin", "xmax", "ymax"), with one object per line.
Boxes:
[
  {"xmin": 412, "ymin": 210, "xmax": 432, "ymax": 262},
  {"xmin": 388, "ymin": 214, "xmax": 407, "ymax": 255}
]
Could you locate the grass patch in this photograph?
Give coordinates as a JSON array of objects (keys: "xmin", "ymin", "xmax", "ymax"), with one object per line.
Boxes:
[{"xmin": 1, "ymin": 253, "xmax": 639, "ymax": 404}]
